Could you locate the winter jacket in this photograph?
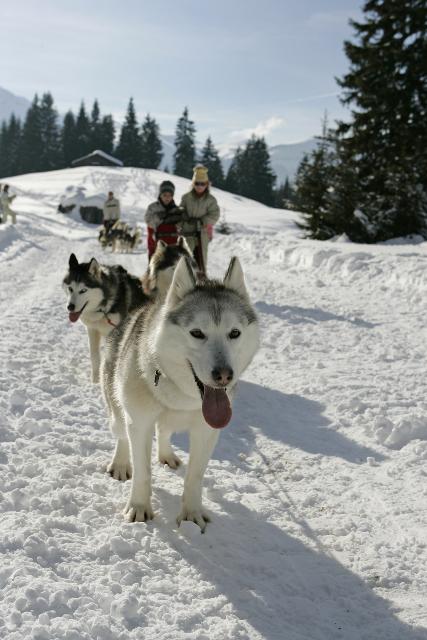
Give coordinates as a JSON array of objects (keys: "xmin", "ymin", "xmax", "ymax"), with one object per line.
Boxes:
[
  {"xmin": 144, "ymin": 199, "xmax": 182, "ymax": 229},
  {"xmin": 178, "ymin": 189, "xmax": 220, "ymax": 272},
  {"xmin": 103, "ymin": 197, "xmax": 120, "ymax": 221},
  {"xmin": 179, "ymin": 190, "xmax": 220, "ymax": 227}
]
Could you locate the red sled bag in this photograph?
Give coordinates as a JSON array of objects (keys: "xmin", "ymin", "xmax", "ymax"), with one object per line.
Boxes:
[{"xmin": 147, "ymin": 223, "xmax": 179, "ymax": 260}]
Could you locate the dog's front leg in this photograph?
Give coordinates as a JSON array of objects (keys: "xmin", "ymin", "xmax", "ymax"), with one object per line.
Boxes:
[
  {"xmin": 87, "ymin": 328, "xmax": 101, "ymax": 383},
  {"xmin": 177, "ymin": 424, "xmax": 219, "ymax": 532},
  {"xmin": 124, "ymin": 398, "xmax": 160, "ymax": 523}
]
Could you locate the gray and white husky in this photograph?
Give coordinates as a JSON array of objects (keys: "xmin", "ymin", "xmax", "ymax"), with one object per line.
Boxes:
[{"xmin": 101, "ymin": 256, "xmax": 259, "ymax": 531}]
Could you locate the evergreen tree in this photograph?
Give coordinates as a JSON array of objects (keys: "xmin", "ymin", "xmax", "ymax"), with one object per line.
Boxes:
[
  {"xmin": 335, "ymin": 0, "xmax": 427, "ymax": 240},
  {"xmin": 225, "ymin": 147, "xmax": 243, "ymax": 194},
  {"xmin": 140, "ymin": 114, "xmax": 163, "ymax": 169},
  {"xmin": 0, "ymin": 115, "xmax": 22, "ymax": 177},
  {"xmin": 199, "ymin": 136, "xmax": 224, "ymax": 187},
  {"xmin": 75, "ymin": 103, "xmax": 92, "ymax": 157},
  {"xmin": 275, "ymin": 176, "xmax": 295, "ymax": 209},
  {"xmin": 61, "ymin": 110, "xmax": 79, "ymax": 166},
  {"xmin": 20, "ymin": 95, "xmax": 43, "ymax": 174},
  {"xmin": 39, "ymin": 92, "xmax": 61, "ymax": 170},
  {"xmin": 239, "ymin": 136, "xmax": 276, "ymax": 206},
  {"xmin": 173, "ymin": 107, "xmax": 196, "ymax": 178},
  {"xmin": 90, "ymin": 100, "xmax": 103, "ymax": 150},
  {"xmin": 294, "ymin": 132, "xmax": 336, "ymax": 240},
  {"xmin": 115, "ymin": 98, "xmax": 142, "ymax": 166},
  {"xmin": 99, "ymin": 115, "xmax": 115, "ymax": 155}
]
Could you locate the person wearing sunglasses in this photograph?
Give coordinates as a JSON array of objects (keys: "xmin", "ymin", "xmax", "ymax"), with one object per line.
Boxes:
[{"xmin": 178, "ymin": 165, "xmax": 220, "ymax": 273}]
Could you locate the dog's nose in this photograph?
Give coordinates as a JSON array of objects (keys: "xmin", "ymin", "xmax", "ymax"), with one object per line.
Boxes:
[
  {"xmin": 211, "ymin": 366, "xmax": 233, "ymax": 386},
  {"xmin": 67, "ymin": 303, "xmax": 75, "ymax": 311}
]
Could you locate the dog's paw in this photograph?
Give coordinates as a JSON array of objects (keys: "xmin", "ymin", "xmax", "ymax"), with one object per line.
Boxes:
[
  {"xmin": 106, "ymin": 461, "xmax": 132, "ymax": 481},
  {"xmin": 124, "ymin": 501, "xmax": 154, "ymax": 523},
  {"xmin": 159, "ymin": 452, "xmax": 182, "ymax": 470},
  {"xmin": 176, "ymin": 506, "xmax": 211, "ymax": 533}
]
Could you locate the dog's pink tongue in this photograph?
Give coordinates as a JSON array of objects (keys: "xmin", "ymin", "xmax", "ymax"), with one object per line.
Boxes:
[
  {"xmin": 69, "ymin": 311, "xmax": 80, "ymax": 323},
  {"xmin": 202, "ymin": 386, "xmax": 232, "ymax": 429}
]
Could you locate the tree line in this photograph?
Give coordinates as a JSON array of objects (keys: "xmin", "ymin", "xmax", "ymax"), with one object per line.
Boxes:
[
  {"xmin": 0, "ymin": 97, "xmax": 281, "ymax": 207},
  {"xmin": 294, "ymin": 0, "xmax": 427, "ymax": 242}
]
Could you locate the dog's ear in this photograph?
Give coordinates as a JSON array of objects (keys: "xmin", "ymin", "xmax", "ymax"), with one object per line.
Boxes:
[
  {"xmin": 88, "ymin": 257, "xmax": 101, "ymax": 279},
  {"xmin": 223, "ymin": 256, "xmax": 249, "ymax": 299},
  {"xmin": 166, "ymin": 256, "xmax": 196, "ymax": 305},
  {"xmin": 69, "ymin": 253, "xmax": 78, "ymax": 270},
  {"xmin": 177, "ymin": 236, "xmax": 191, "ymax": 254}
]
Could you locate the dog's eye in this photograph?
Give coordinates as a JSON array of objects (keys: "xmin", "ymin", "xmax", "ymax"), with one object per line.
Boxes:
[
  {"xmin": 79, "ymin": 288, "xmax": 87, "ymax": 294},
  {"xmin": 190, "ymin": 329, "xmax": 205, "ymax": 340},
  {"xmin": 229, "ymin": 329, "xmax": 241, "ymax": 339}
]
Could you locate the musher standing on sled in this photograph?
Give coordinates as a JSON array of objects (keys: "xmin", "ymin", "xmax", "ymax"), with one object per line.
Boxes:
[
  {"xmin": 145, "ymin": 180, "xmax": 183, "ymax": 261},
  {"xmin": 179, "ymin": 165, "xmax": 220, "ymax": 274},
  {"xmin": 103, "ymin": 191, "xmax": 120, "ymax": 232}
]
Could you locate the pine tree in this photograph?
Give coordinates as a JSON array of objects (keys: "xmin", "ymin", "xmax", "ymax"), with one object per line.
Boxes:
[
  {"xmin": 0, "ymin": 115, "xmax": 22, "ymax": 177},
  {"xmin": 99, "ymin": 115, "xmax": 115, "ymax": 155},
  {"xmin": 275, "ymin": 176, "xmax": 295, "ymax": 209},
  {"xmin": 90, "ymin": 100, "xmax": 103, "ymax": 150},
  {"xmin": 225, "ymin": 147, "xmax": 243, "ymax": 195},
  {"xmin": 335, "ymin": 0, "xmax": 427, "ymax": 240},
  {"xmin": 173, "ymin": 107, "xmax": 196, "ymax": 178},
  {"xmin": 20, "ymin": 94, "xmax": 43, "ymax": 174},
  {"xmin": 294, "ymin": 134, "xmax": 336, "ymax": 240},
  {"xmin": 61, "ymin": 110, "xmax": 79, "ymax": 166},
  {"xmin": 140, "ymin": 114, "xmax": 163, "ymax": 169},
  {"xmin": 115, "ymin": 98, "xmax": 142, "ymax": 166},
  {"xmin": 75, "ymin": 103, "xmax": 92, "ymax": 157},
  {"xmin": 199, "ymin": 137, "xmax": 224, "ymax": 187},
  {"xmin": 39, "ymin": 92, "xmax": 61, "ymax": 170},
  {"xmin": 238, "ymin": 136, "xmax": 276, "ymax": 206}
]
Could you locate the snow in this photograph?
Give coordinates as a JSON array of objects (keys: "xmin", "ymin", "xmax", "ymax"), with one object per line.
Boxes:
[{"xmin": 1, "ymin": 166, "xmax": 427, "ymax": 639}]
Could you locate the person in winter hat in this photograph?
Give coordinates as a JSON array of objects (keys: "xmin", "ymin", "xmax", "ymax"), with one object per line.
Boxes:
[
  {"xmin": 178, "ymin": 165, "xmax": 220, "ymax": 273},
  {"xmin": 145, "ymin": 180, "xmax": 183, "ymax": 260},
  {"xmin": 1, "ymin": 185, "xmax": 17, "ymax": 224}
]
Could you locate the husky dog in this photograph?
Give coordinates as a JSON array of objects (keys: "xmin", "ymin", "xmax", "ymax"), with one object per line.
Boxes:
[
  {"xmin": 142, "ymin": 236, "xmax": 197, "ymax": 296},
  {"xmin": 63, "ymin": 254, "xmax": 149, "ymax": 383},
  {"xmin": 99, "ymin": 221, "xmax": 142, "ymax": 253},
  {"xmin": 101, "ymin": 256, "xmax": 259, "ymax": 531}
]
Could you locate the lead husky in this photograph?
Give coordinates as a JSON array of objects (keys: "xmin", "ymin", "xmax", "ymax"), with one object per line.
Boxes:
[{"xmin": 101, "ymin": 256, "xmax": 259, "ymax": 531}]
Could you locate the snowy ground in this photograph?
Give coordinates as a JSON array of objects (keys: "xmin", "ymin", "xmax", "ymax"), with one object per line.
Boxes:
[{"xmin": 0, "ymin": 166, "xmax": 427, "ymax": 640}]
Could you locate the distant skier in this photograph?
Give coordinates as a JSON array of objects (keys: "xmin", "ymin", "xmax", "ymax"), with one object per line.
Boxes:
[
  {"xmin": 1, "ymin": 185, "xmax": 17, "ymax": 224},
  {"xmin": 144, "ymin": 180, "xmax": 183, "ymax": 261},
  {"xmin": 103, "ymin": 191, "xmax": 120, "ymax": 232},
  {"xmin": 178, "ymin": 165, "xmax": 220, "ymax": 273}
]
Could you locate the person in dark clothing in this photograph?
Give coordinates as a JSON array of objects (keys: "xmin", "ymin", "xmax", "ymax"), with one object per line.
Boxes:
[{"xmin": 144, "ymin": 181, "xmax": 183, "ymax": 260}]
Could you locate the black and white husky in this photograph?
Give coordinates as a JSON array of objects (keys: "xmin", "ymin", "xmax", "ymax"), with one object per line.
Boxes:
[
  {"xmin": 63, "ymin": 240, "xmax": 195, "ymax": 383},
  {"xmin": 101, "ymin": 256, "xmax": 260, "ymax": 531},
  {"xmin": 63, "ymin": 254, "xmax": 149, "ymax": 383}
]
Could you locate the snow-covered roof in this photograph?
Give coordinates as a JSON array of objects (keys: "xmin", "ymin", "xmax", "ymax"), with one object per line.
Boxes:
[{"xmin": 71, "ymin": 149, "xmax": 123, "ymax": 167}]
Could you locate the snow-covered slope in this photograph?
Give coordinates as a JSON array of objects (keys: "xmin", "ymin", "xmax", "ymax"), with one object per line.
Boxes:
[{"xmin": 1, "ymin": 167, "xmax": 427, "ymax": 640}]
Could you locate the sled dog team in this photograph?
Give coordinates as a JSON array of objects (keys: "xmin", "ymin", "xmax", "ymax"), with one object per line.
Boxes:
[{"xmin": 63, "ymin": 170, "xmax": 259, "ymax": 532}]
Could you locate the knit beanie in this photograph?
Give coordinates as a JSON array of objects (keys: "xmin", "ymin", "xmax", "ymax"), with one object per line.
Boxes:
[
  {"xmin": 159, "ymin": 180, "xmax": 175, "ymax": 195},
  {"xmin": 192, "ymin": 165, "xmax": 209, "ymax": 185}
]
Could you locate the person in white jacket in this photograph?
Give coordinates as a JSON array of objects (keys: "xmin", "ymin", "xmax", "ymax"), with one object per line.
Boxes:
[
  {"xmin": 1, "ymin": 185, "xmax": 17, "ymax": 224},
  {"xmin": 103, "ymin": 191, "xmax": 120, "ymax": 231}
]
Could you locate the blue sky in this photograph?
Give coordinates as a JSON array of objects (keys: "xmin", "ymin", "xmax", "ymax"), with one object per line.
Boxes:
[{"xmin": 0, "ymin": 0, "xmax": 363, "ymax": 146}]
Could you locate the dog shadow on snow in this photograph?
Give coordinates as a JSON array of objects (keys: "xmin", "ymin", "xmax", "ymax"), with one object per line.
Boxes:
[
  {"xmin": 155, "ymin": 492, "xmax": 425, "ymax": 640},
  {"xmin": 208, "ymin": 381, "xmax": 386, "ymax": 465}
]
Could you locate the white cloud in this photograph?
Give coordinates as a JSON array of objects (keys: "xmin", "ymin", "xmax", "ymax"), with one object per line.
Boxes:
[{"xmin": 229, "ymin": 117, "xmax": 285, "ymax": 143}]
